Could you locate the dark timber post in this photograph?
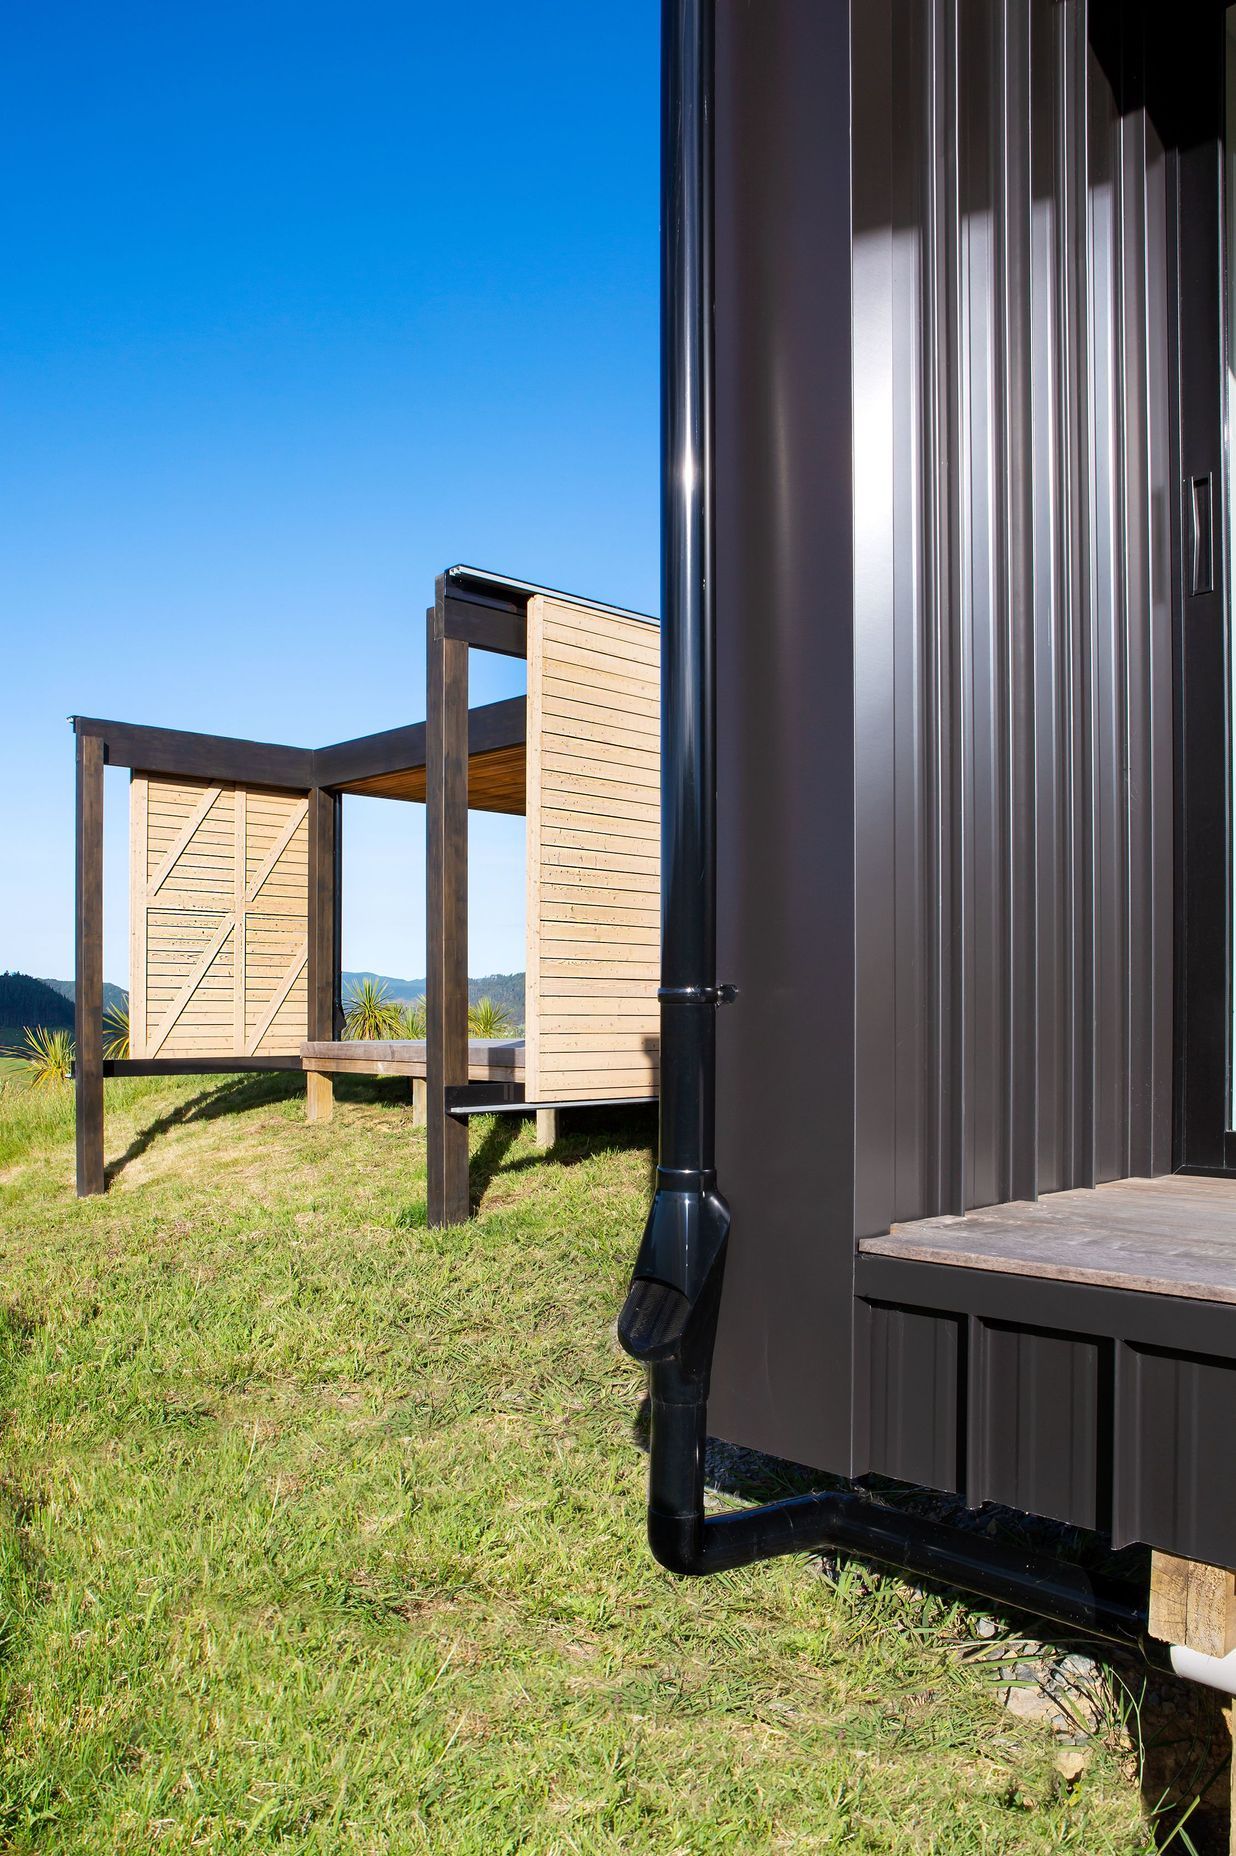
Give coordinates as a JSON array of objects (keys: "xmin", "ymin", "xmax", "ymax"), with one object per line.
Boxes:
[
  {"xmin": 426, "ymin": 577, "xmax": 471, "ymax": 1224},
  {"xmin": 305, "ymin": 786, "xmax": 341, "ymax": 1122},
  {"xmin": 75, "ymin": 728, "xmax": 105, "ymax": 1195},
  {"xmin": 306, "ymin": 787, "xmax": 341, "ymax": 1040}
]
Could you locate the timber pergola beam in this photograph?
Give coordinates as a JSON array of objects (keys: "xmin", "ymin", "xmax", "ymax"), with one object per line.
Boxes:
[
  {"xmin": 70, "ymin": 715, "xmax": 316, "ymax": 790},
  {"xmin": 315, "ymin": 697, "xmax": 526, "ymax": 792},
  {"xmin": 73, "ymin": 702, "xmax": 527, "ymax": 794}
]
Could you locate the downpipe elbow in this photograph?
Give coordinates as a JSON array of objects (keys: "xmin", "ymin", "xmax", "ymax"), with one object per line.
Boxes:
[{"xmin": 647, "ymin": 1506, "xmax": 708, "ymax": 1576}]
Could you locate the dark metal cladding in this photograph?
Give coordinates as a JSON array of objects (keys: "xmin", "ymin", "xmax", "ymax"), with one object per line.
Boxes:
[
  {"xmin": 619, "ymin": 0, "xmax": 1232, "ymax": 1603},
  {"xmin": 850, "ymin": 0, "xmax": 1173, "ymax": 1236},
  {"xmin": 1113, "ymin": 1345, "xmax": 1236, "ymax": 1563},
  {"xmin": 707, "ymin": 0, "xmax": 1213, "ymax": 1557},
  {"xmin": 966, "ymin": 1323, "xmax": 1109, "ymax": 1532},
  {"xmin": 858, "ymin": 1304, "xmax": 963, "ymax": 1497},
  {"xmin": 1174, "ymin": 10, "xmax": 1231, "ymax": 1174}
]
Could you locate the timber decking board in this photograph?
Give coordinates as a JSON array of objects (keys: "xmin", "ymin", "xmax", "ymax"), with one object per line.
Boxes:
[{"xmin": 860, "ymin": 1176, "xmax": 1236, "ymax": 1304}]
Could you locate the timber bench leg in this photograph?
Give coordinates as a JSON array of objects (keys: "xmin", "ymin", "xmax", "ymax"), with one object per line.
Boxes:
[
  {"xmin": 411, "ymin": 1078, "xmax": 427, "ymax": 1128},
  {"xmin": 306, "ymin": 1071, "xmax": 334, "ymax": 1123},
  {"xmin": 535, "ymin": 1109, "xmax": 559, "ymax": 1150},
  {"xmin": 1148, "ymin": 1552, "xmax": 1236, "ymax": 1855},
  {"xmin": 1148, "ymin": 1552, "xmax": 1236, "ymax": 1664}
]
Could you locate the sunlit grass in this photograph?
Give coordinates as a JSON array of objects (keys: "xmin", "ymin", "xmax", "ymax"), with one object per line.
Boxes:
[{"xmin": 0, "ymin": 1072, "xmax": 1153, "ymax": 1852}]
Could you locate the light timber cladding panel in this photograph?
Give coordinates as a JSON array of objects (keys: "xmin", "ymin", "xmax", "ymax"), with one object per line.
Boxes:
[
  {"xmin": 524, "ymin": 595, "xmax": 660, "ymax": 1101},
  {"xmin": 129, "ymin": 775, "xmax": 309, "ymax": 1059}
]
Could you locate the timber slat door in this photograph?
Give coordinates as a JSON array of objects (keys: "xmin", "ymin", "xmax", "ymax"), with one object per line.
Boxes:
[
  {"xmin": 524, "ymin": 595, "xmax": 660, "ymax": 1101},
  {"xmin": 129, "ymin": 775, "xmax": 310, "ymax": 1059}
]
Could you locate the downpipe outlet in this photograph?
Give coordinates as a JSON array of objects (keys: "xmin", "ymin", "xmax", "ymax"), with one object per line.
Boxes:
[{"xmin": 617, "ymin": 1180, "xmax": 729, "ymax": 1363}]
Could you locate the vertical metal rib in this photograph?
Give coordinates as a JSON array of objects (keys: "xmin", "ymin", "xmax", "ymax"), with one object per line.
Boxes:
[
  {"xmin": 1065, "ymin": 0, "xmax": 1096, "ymax": 1190},
  {"xmin": 945, "ymin": 0, "xmax": 968, "ymax": 1214},
  {"xmin": 1000, "ymin": 0, "xmax": 1039, "ymax": 1202},
  {"xmin": 1077, "ymin": 0, "xmax": 1095, "ymax": 1191},
  {"xmin": 923, "ymin": 0, "xmax": 950, "ymax": 1214},
  {"xmin": 1054, "ymin": 0, "xmax": 1080, "ymax": 1189}
]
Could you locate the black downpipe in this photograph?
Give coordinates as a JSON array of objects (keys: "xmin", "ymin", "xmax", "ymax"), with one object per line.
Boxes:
[{"xmin": 617, "ymin": 0, "xmax": 1157, "ymax": 1660}]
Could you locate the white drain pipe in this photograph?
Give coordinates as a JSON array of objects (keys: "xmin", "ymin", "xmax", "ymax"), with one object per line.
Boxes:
[{"xmin": 1169, "ymin": 1643, "xmax": 1236, "ymax": 1695}]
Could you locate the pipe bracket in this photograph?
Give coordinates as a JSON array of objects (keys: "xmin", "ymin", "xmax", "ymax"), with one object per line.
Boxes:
[{"xmin": 657, "ymin": 984, "xmax": 738, "ymax": 1006}]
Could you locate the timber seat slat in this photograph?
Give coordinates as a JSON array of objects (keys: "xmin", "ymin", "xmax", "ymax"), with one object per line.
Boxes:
[{"xmin": 300, "ymin": 1037, "xmax": 525, "ymax": 1081}]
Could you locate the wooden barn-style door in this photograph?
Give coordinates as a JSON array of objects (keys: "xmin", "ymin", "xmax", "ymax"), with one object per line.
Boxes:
[{"xmin": 129, "ymin": 775, "xmax": 310, "ymax": 1060}]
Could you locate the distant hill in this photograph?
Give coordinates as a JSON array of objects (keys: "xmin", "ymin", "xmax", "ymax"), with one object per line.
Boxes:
[
  {"xmin": 0, "ymin": 972, "xmax": 76, "ymax": 1052},
  {"xmin": 40, "ymin": 977, "xmax": 129, "ymax": 1014},
  {"xmin": 342, "ymin": 970, "xmax": 525, "ymax": 1023}
]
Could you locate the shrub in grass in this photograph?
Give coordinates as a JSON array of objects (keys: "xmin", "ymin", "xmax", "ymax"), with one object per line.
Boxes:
[
  {"xmin": 398, "ymin": 996, "xmax": 427, "ymax": 1039},
  {"xmin": 343, "ymin": 977, "xmax": 403, "ymax": 1040},
  {"xmin": 467, "ymin": 996, "xmax": 516, "ymax": 1038},
  {"xmin": 5, "ymin": 1024, "xmax": 74, "ymax": 1088},
  {"xmin": 103, "ymin": 1003, "xmax": 130, "ymax": 1061}
]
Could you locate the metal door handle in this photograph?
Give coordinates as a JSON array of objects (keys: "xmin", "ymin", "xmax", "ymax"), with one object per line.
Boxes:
[{"xmin": 1189, "ymin": 472, "xmax": 1214, "ymax": 596}]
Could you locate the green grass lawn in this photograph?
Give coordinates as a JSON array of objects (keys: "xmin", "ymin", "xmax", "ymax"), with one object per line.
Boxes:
[{"xmin": 0, "ymin": 1073, "xmax": 1166, "ymax": 1851}]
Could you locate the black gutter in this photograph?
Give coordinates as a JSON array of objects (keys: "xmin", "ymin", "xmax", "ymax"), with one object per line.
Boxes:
[{"xmin": 617, "ymin": 0, "xmax": 1158, "ymax": 1661}]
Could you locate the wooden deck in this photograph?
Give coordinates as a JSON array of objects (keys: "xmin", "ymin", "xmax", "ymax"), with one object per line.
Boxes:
[
  {"xmin": 300, "ymin": 1038, "xmax": 525, "ymax": 1081},
  {"xmin": 859, "ymin": 1174, "xmax": 1236, "ymax": 1305}
]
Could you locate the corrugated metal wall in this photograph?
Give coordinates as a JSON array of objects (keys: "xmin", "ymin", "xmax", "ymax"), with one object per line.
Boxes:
[{"xmin": 852, "ymin": 0, "xmax": 1175, "ymax": 1236}]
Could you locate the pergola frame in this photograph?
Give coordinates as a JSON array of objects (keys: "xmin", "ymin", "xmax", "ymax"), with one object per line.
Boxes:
[
  {"xmin": 72, "ymin": 564, "xmax": 656, "ymax": 1206},
  {"xmin": 69, "ymin": 617, "xmax": 527, "ymax": 1197}
]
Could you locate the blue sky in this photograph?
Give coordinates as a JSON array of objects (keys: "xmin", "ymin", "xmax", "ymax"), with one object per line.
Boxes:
[{"xmin": 1, "ymin": 0, "xmax": 659, "ymax": 986}]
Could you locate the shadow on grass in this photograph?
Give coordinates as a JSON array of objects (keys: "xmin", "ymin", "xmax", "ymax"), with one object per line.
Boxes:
[
  {"xmin": 105, "ymin": 1070, "xmax": 306, "ymax": 1186},
  {"xmin": 627, "ymin": 1404, "xmax": 1230, "ymax": 1852},
  {"xmin": 470, "ymin": 1114, "xmax": 522, "ymax": 1212},
  {"xmin": 0, "ymin": 1303, "xmax": 46, "ymax": 1696},
  {"xmin": 469, "ymin": 1102, "xmax": 657, "ymax": 1214}
]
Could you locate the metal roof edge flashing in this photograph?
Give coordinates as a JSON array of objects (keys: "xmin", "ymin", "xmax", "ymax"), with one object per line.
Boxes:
[{"xmin": 445, "ymin": 563, "xmax": 659, "ymax": 626}]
